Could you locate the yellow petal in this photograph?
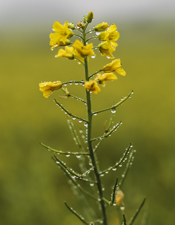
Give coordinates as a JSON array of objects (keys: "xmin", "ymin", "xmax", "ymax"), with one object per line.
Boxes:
[
  {"xmin": 115, "ymin": 68, "xmax": 126, "ymax": 76},
  {"xmin": 116, "ymin": 190, "xmax": 124, "ymax": 205}
]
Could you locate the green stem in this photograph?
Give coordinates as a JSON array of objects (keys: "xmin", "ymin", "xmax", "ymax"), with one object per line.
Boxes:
[{"xmin": 83, "ymin": 26, "xmax": 108, "ymax": 225}]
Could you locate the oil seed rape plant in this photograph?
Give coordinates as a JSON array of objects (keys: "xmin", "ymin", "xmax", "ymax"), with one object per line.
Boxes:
[{"xmin": 39, "ymin": 12, "xmax": 146, "ymax": 225}]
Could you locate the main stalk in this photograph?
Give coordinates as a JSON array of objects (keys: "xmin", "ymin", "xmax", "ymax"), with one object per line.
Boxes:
[{"xmin": 83, "ymin": 26, "xmax": 108, "ymax": 225}]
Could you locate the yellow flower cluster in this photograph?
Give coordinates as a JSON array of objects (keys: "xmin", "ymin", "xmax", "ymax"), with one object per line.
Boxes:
[
  {"xmin": 39, "ymin": 12, "xmax": 126, "ymax": 98},
  {"xmin": 84, "ymin": 59, "xmax": 126, "ymax": 94}
]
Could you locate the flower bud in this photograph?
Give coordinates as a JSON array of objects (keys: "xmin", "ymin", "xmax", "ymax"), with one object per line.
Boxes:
[
  {"xmin": 94, "ymin": 22, "xmax": 109, "ymax": 31},
  {"xmin": 68, "ymin": 23, "xmax": 75, "ymax": 29},
  {"xmin": 87, "ymin": 11, "xmax": 93, "ymax": 23},
  {"xmin": 83, "ymin": 15, "xmax": 87, "ymax": 23},
  {"xmin": 77, "ymin": 22, "xmax": 85, "ymax": 28}
]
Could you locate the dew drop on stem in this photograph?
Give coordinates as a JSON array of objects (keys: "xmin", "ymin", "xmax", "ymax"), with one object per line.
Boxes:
[
  {"xmin": 84, "ymin": 123, "xmax": 88, "ymax": 127},
  {"xmin": 95, "ymin": 32, "xmax": 101, "ymax": 35},
  {"xmin": 111, "ymin": 109, "xmax": 116, "ymax": 114}
]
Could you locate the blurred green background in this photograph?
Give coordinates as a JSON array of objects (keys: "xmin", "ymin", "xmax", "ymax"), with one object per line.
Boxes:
[{"xmin": 1, "ymin": 1, "xmax": 175, "ymax": 225}]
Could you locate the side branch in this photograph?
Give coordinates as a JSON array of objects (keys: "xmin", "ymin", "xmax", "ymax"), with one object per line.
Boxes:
[
  {"xmin": 92, "ymin": 91, "xmax": 134, "ymax": 115},
  {"xmin": 41, "ymin": 142, "xmax": 89, "ymax": 156},
  {"xmin": 54, "ymin": 99, "xmax": 88, "ymax": 123},
  {"xmin": 129, "ymin": 198, "xmax": 146, "ymax": 225},
  {"xmin": 64, "ymin": 202, "xmax": 90, "ymax": 225},
  {"xmin": 110, "ymin": 177, "xmax": 119, "ymax": 205},
  {"xmin": 89, "ymin": 69, "xmax": 102, "ymax": 79},
  {"xmin": 99, "ymin": 143, "xmax": 133, "ymax": 175}
]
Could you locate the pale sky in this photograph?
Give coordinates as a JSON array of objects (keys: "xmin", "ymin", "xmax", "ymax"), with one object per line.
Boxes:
[{"xmin": 0, "ymin": 0, "xmax": 175, "ymax": 28}]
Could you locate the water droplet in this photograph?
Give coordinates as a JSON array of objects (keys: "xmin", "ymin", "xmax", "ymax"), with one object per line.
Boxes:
[
  {"xmin": 111, "ymin": 109, "xmax": 116, "ymax": 114},
  {"xmin": 102, "ymin": 187, "xmax": 105, "ymax": 191},
  {"xmin": 84, "ymin": 123, "xmax": 88, "ymax": 127},
  {"xmin": 100, "ymin": 174, "xmax": 104, "ymax": 177},
  {"xmin": 56, "ymin": 161, "xmax": 60, "ymax": 164},
  {"xmin": 107, "ymin": 56, "xmax": 111, "ymax": 59},
  {"xmin": 66, "ymin": 154, "xmax": 70, "ymax": 157},
  {"xmin": 90, "ymin": 183, "xmax": 94, "ymax": 187},
  {"xmin": 121, "ymin": 174, "xmax": 125, "ymax": 177},
  {"xmin": 120, "ymin": 206, "xmax": 125, "ymax": 211},
  {"xmin": 95, "ymin": 32, "xmax": 101, "ymax": 35},
  {"xmin": 93, "ymin": 113, "xmax": 97, "ymax": 116},
  {"xmin": 72, "ymin": 117, "xmax": 76, "ymax": 120},
  {"xmin": 112, "ymin": 168, "xmax": 117, "ymax": 171},
  {"xmin": 75, "ymin": 82, "xmax": 78, "ymax": 85},
  {"xmin": 119, "ymin": 164, "xmax": 122, "ymax": 167},
  {"xmin": 76, "ymin": 155, "xmax": 81, "ymax": 158},
  {"xmin": 79, "ymin": 120, "xmax": 82, "ymax": 123},
  {"xmin": 63, "ymin": 84, "xmax": 67, "ymax": 86},
  {"xmin": 91, "ymin": 55, "xmax": 96, "ymax": 58}
]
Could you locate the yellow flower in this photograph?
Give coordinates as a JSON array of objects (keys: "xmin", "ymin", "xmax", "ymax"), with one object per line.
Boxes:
[
  {"xmin": 96, "ymin": 73, "xmax": 117, "ymax": 86},
  {"xmin": 49, "ymin": 21, "xmax": 74, "ymax": 49},
  {"xmin": 103, "ymin": 59, "xmax": 126, "ymax": 76},
  {"xmin": 50, "ymin": 37, "xmax": 70, "ymax": 50},
  {"xmin": 73, "ymin": 40, "xmax": 95, "ymax": 57},
  {"xmin": 55, "ymin": 46, "xmax": 84, "ymax": 63},
  {"xmin": 116, "ymin": 190, "xmax": 124, "ymax": 205},
  {"xmin": 39, "ymin": 81, "xmax": 62, "ymax": 98},
  {"xmin": 84, "ymin": 80, "xmax": 101, "ymax": 94},
  {"xmin": 98, "ymin": 41, "xmax": 115, "ymax": 59},
  {"xmin": 94, "ymin": 22, "xmax": 109, "ymax": 31}
]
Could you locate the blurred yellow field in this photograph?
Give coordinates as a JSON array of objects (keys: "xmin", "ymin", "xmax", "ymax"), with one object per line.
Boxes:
[{"xmin": 1, "ymin": 22, "xmax": 175, "ymax": 225}]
